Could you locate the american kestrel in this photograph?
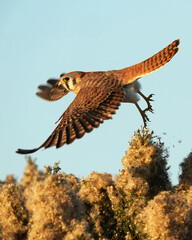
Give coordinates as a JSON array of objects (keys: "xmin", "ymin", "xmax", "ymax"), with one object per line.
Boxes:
[{"xmin": 16, "ymin": 39, "xmax": 179, "ymax": 154}]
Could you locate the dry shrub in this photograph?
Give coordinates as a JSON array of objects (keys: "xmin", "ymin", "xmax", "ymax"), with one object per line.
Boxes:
[
  {"xmin": 110, "ymin": 128, "xmax": 171, "ymax": 239},
  {"xmin": 0, "ymin": 183, "xmax": 28, "ymax": 240},
  {"xmin": 4, "ymin": 175, "xmax": 17, "ymax": 184},
  {"xmin": 26, "ymin": 173, "xmax": 92, "ymax": 240},
  {"xmin": 0, "ymin": 129, "xmax": 192, "ymax": 239},
  {"xmin": 62, "ymin": 173, "xmax": 81, "ymax": 193},
  {"xmin": 79, "ymin": 172, "xmax": 115, "ymax": 239},
  {"xmin": 118, "ymin": 128, "xmax": 171, "ymax": 199},
  {"xmin": 179, "ymin": 152, "xmax": 192, "ymax": 189},
  {"xmin": 20, "ymin": 157, "xmax": 45, "ymax": 189},
  {"xmin": 142, "ymin": 190, "xmax": 192, "ymax": 240}
]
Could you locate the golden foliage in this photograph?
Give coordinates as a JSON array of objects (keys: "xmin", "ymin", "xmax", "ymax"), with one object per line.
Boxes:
[{"xmin": 0, "ymin": 128, "xmax": 192, "ymax": 239}]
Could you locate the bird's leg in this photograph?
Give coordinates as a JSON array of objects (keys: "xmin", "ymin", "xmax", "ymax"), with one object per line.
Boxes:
[
  {"xmin": 135, "ymin": 103, "xmax": 150, "ymax": 128},
  {"xmin": 137, "ymin": 90, "xmax": 154, "ymax": 113}
]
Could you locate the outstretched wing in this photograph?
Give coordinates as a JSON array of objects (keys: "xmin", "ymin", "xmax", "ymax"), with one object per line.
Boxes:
[
  {"xmin": 36, "ymin": 79, "xmax": 69, "ymax": 101},
  {"xmin": 16, "ymin": 86, "xmax": 125, "ymax": 154},
  {"xmin": 115, "ymin": 39, "xmax": 180, "ymax": 84}
]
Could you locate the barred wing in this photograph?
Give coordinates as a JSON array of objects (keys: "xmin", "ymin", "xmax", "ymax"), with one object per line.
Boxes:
[{"xmin": 16, "ymin": 86, "xmax": 125, "ymax": 154}]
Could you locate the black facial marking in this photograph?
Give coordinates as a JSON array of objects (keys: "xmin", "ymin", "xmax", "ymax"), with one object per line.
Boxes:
[
  {"xmin": 73, "ymin": 78, "xmax": 76, "ymax": 85},
  {"xmin": 65, "ymin": 81, "xmax": 70, "ymax": 90}
]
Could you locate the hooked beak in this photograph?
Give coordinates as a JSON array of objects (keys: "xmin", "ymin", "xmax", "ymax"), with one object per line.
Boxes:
[{"xmin": 58, "ymin": 78, "xmax": 66, "ymax": 87}]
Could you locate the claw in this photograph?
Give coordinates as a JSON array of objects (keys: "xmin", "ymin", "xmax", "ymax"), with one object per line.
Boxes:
[
  {"xmin": 147, "ymin": 93, "xmax": 154, "ymax": 100},
  {"xmin": 145, "ymin": 94, "xmax": 154, "ymax": 112},
  {"xmin": 137, "ymin": 90, "xmax": 154, "ymax": 113},
  {"xmin": 135, "ymin": 103, "xmax": 151, "ymax": 128}
]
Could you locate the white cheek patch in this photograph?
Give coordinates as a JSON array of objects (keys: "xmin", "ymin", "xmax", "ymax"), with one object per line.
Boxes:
[
  {"xmin": 63, "ymin": 78, "xmax": 77, "ymax": 91},
  {"xmin": 68, "ymin": 78, "xmax": 76, "ymax": 91}
]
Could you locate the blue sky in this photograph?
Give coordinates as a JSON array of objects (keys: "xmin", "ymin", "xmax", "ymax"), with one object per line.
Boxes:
[{"xmin": 1, "ymin": 0, "xmax": 192, "ymax": 184}]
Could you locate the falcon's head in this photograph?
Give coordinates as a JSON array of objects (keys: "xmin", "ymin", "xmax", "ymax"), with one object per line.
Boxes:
[{"xmin": 59, "ymin": 71, "xmax": 83, "ymax": 91}]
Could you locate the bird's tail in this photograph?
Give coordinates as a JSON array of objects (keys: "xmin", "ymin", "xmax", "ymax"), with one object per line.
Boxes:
[{"xmin": 114, "ymin": 39, "xmax": 180, "ymax": 85}]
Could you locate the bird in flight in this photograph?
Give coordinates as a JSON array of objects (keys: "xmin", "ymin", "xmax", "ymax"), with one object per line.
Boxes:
[{"xmin": 16, "ymin": 39, "xmax": 180, "ymax": 154}]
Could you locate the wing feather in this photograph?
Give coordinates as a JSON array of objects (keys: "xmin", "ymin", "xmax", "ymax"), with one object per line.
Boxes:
[
  {"xmin": 36, "ymin": 79, "xmax": 69, "ymax": 101},
  {"xmin": 72, "ymin": 119, "xmax": 86, "ymax": 139},
  {"xmin": 16, "ymin": 85, "xmax": 125, "ymax": 154}
]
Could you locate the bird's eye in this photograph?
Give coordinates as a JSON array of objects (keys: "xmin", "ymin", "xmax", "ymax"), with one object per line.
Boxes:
[{"xmin": 65, "ymin": 77, "xmax": 69, "ymax": 81}]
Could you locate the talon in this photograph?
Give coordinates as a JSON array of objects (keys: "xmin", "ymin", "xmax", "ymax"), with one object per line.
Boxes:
[
  {"xmin": 135, "ymin": 103, "xmax": 151, "ymax": 128},
  {"xmin": 145, "ymin": 106, "xmax": 153, "ymax": 113},
  {"xmin": 137, "ymin": 90, "xmax": 154, "ymax": 112},
  {"xmin": 147, "ymin": 105, "xmax": 153, "ymax": 113},
  {"xmin": 145, "ymin": 94, "xmax": 154, "ymax": 110},
  {"xmin": 147, "ymin": 93, "xmax": 154, "ymax": 101}
]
